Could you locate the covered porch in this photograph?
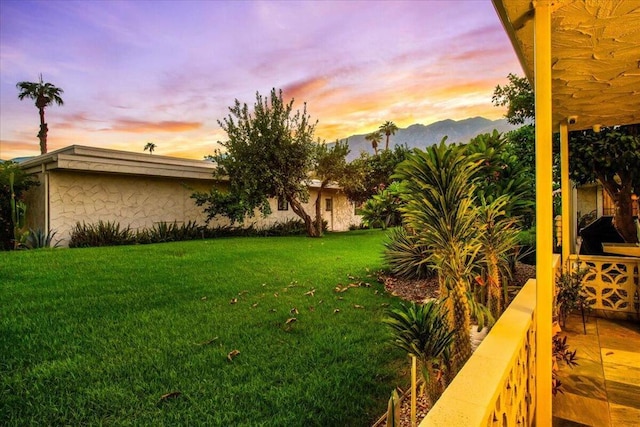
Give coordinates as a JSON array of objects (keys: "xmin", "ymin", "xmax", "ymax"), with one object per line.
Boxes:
[{"xmin": 422, "ymin": 1, "xmax": 639, "ymax": 425}]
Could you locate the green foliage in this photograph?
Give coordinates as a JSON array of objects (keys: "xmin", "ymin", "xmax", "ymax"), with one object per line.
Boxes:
[
  {"xmin": 384, "ymin": 300, "xmax": 453, "ymax": 404},
  {"xmin": 365, "ymin": 131, "xmax": 383, "ymax": 154},
  {"xmin": 383, "ymin": 228, "xmax": 434, "ymax": 280},
  {"xmin": 0, "ymin": 231, "xmax": 402, "ymax": 426},
  {"xmin": 1, "ymin": 161, "xmax": 39, "ymax": 250},
  {"xmin": 492, "ymin": 73, "xmax": 534, "ymax": 125},
  {"xmin": 341, "ymin": 145, "xmax": 411, "ymax": 204},
  {"xmin": 465, "ymin": 130, "xmax": 535, "ymax": 227},
  {"xmin": 360, "ymin": 182, "xmax": 403, "ymax": 229},
  {"xmin": 394, "ymin": 140, "xmax": 482, "ymax": 373},
  {"xmin": 22, "ymin": 228, "xmax": 60, "ymax": 249},
  {"xmin": 568, "ymin": 125, "xmax": 640, "ymax": 242},
  {"xmin": 556, "ymin": 265, "xmax": 592, "ymax": 326},
  {"xmin": 69, "ymin": 221, "xmax": 135, "ymax": 247},
  {"xmin": 192, "ymin": 88, "xmax": 320, "ymax": 236},
  {"xmin": 384, "ymin": 301, "xmax": 453, "ymax": 363}
]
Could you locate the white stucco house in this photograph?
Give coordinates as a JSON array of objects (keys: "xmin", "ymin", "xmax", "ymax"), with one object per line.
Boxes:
[{"xmin": 20, "ymin": 145, "xmax": 361, "ymax": 246}]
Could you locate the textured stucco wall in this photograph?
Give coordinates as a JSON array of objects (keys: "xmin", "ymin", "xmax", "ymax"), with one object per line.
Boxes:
[
  {"xmin": 43, "ymin": 171, "xmax": 359, "ymax": 246},
  {"xmin": 48, "ymin": 171, "xmax": 215, "ymax": 246}
]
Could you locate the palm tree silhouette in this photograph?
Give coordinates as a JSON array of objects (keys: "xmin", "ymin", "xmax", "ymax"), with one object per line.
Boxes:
[
  {"xmin": 379, "ymin": 121, "xmax": 398, "ymax": 151},
  {"xmin": 144, "ymin": 142, "xmax": 156, "ymax": 154},
  {"xmin": 16, "ymin": 74, "xmax": 64, "ymax": 154},
  {"xmin": 365, "ymin": 131, "xmax": 383, "ymax": 155}
]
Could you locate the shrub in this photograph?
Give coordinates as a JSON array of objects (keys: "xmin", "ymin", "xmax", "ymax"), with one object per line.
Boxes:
[
  {"xmin": 22, "ymin": 228, "xmax": 60, "ymax": 249},
  {"xmin": 383, "ymin": 228, "xmax": 434, "ymax": 280},
  {"xmin": 69, "ymin": 221, "xmax": 134, "ymax": 248}
]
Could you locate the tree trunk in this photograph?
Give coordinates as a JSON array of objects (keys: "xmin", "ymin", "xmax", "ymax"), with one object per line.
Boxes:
[
  {"xmin": 37, "ymin": 107, "xmax": 47, "ymax": 154},
  {"xmin": 443, "ymin": 277, "xmax": 472, "ymax": 375},
  {"xmin": 601, "ymin": 178, "xmax": 638, "ymax": 243},
  {"xmin": 487, "ymin": 255, "xmax": 502, "ymax": 319},
  {"xmin": 385, "ymin": 134, "xmax": 390, "ymax": 151},
  {"xmin": 314, "ymin": 182, "xmax": 328, "ymax": 237},
  {"xmin": 289, "ymin": 196, "xmax": 320, "ymax": 237}
]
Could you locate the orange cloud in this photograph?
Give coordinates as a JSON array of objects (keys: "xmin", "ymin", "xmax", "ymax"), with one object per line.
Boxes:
[{"xmin": 108, "ymin": 119, "xmax": 203, "ymax": 133}]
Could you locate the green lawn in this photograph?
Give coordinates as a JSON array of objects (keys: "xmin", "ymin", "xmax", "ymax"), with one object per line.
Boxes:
[{"xmin": 0, "ymin": 230, "xmax": 406, "ymax": 426}]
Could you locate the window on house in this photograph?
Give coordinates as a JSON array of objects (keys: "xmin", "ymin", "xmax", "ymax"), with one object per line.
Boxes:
[
  {"xmin": 325, "ymin": 198, "xmax": 332, "ymax": 212},
  {"xmin": 278, "ymin": 196, "xmax": 289, "ymax": 211}
]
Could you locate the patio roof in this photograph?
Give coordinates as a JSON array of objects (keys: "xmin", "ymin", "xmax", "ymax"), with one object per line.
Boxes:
[{"xmin": 492, "ymin": 0, "xmax": 640, "ymax": 132}]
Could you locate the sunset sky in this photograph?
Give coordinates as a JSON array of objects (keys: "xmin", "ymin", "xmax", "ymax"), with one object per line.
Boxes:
[{"xmin": 0, "ymin": 0, "xmax": 522, "ymax": 160}]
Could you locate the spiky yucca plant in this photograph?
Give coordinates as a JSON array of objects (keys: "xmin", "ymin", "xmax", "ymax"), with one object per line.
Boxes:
[
  {"xmin": 384, "ymin": 301, "xmax": 454, "ymax": 406},
  {"xmin": 395, "ymin": 140, "xmax": 483, "ymax": 374},
  {"xmin": 477, "ymin": 195, "xmax": 521, "ymax": 319},
  {"xmin": 384, "ymin": 227, "xmax": 434, "ymax": 280}
]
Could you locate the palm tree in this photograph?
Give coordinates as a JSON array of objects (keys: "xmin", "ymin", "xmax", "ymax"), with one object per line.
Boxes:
[
  {"xmin": 379, "ymin": 121, "xmax": 399, "ymax": 151},
  {"xmin": 144, "ymin": 142, "xmax": 157, "ymax": 154},
  {"xmin": 395, "ymin": 139, "xmax": 484, "ymax": 375},
  {"xmin": 384, "ymin": 301, "xmax": 454, "ymax": 406},
  {"xmin": 365, "ymin": 131, "xmax": 383, "ymax": 155},
  {"xmin": 16, "ymin": 74, "xmax": 64, "ymax": 154}
]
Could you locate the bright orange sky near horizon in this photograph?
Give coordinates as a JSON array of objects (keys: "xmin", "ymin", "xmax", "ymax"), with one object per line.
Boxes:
[{"xmin": 0, "ymin": 0, "xmax": 522, "ymax": 161}]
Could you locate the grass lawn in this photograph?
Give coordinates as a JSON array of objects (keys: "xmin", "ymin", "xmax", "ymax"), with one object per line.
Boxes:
[{"xmin": 0, "ymin": 230, "xmax": 407, "ymax": 426}]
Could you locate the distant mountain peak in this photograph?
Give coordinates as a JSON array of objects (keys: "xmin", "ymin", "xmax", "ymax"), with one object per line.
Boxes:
[{"xmin": 339, "ymin": 117, "xmax": 517, "ymax": 160}]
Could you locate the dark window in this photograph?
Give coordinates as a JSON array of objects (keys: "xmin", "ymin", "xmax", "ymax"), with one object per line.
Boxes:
[
  {"xmin": 325, "ymin": 198, "xmax": 333, "ymax": 212},
  {"xmin": 278, "ymin": 197, "xmax": 289, "ymax": 211}
]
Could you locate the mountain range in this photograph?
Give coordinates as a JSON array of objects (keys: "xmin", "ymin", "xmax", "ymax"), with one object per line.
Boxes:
[{"xmin": 337, "ymin": 116, "xmax": 518, "ymax": 160}]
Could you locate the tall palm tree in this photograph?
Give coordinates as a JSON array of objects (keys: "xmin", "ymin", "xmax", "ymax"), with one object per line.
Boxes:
[
  {"xmin": 16, "ymin": 74, "xmax": 64, "ymax": 154},
  {"xmin": 144, "ymin": 142, "xmax": 157, "ymax": 154},
  {"xmin": 395, "ymin": 139, "xmax": 483, "ymax": 375},
  {"xmin": 365, "ymin": 131, "xmax": 383, "ymax": 155},
  {"xmin": 379, "ymin": 121, "xmax": 399, "ymax": 151}
]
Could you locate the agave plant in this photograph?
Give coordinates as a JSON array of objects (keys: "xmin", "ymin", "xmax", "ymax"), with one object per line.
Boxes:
[
  {"xmin": 395, "ymin": 139, "xmax": 483, "ymax": 374},
  {"xmin": 22, "ymin": 228, "xmax": 60, "ymax": 249},
  {"xmin": 384, "ymin": 301, "xmax": 454, "ymax": 405}
]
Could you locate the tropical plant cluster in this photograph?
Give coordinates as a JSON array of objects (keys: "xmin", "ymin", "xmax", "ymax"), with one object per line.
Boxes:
[
  {"xmin": 382, "ymin": 133, "xmax": 534, "ymax": 407},
  {"xmin": 68, "ymin": 219, "xmax": 316, "ymax": 248},
  {"xmin": 0, "ymin": 161, "xmax": 39, "ymax": 250}
]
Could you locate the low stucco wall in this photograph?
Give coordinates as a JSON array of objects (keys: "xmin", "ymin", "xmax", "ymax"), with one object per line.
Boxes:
[{"xmin": 30, "ymin": 170, "xmax": 359, "ymax": 246}]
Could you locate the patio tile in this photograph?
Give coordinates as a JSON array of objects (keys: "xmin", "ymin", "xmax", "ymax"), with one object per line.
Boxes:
[
  {"xmin": 553, "ymin": 391, "xmax": 610, "ymax": 427},
  {"xmin": 609, "ymin": 403, "xmax": 640, "ymax": 427},
  {"xmin": 605, "ymin": 380, "xmax": 640, "ymax": 410}
]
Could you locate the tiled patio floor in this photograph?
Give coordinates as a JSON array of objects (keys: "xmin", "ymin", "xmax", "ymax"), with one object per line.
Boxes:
[{"xmin": 552, "ymin": 314, "xmax": 640, "ymax": 427}]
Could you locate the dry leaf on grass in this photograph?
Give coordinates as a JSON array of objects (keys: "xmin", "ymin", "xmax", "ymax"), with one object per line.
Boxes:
[
  {"xmin": 158, "ymin": 391, "xmax": 181, "ymax": 403},
  {"xmin": 285, "ymin": 317, "xmax": 297, "ymax": 324},
  {"xmin": 197, "ymin": 337, "xmax": 219, "ymax": 346},
  {"xmin": 230, "ymin": 298, "xmax": 238, "ymax": 304},
  {"xmin": 227, "ymin": 349, "xmax": 240, "ymax": 361}
]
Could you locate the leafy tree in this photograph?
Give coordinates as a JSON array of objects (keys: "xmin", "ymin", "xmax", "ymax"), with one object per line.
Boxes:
[
  {"xmin": 341, "ymin": 145, "xmax": 411, "ymax": 204},
  {"xmin": 16, "ymin": 74, "xmax": 64, "ymax": 154},
  {"xmin": 395, "ymin": 140, "xmax": 483, "ymax": 374},
  {"xmin": 365, "ymin": 130, "xmax": 383, "ymax": 155},
  {"xmin": 494, "ymin": 73, "xmax": 640, "ymax": 243},
  {"xmin": 1, "ymin": 161, "xmax": 38, "ymax": 250},
  {"xmin": 569, "ymin": 126, "xmax": 640, "ymax": 243},
  {"xmin": 492, "ymin": 73, "xmax": 534, "ymax": 125},
  {"xmin": 144, "ymin": 142, "xmax": 156, "ymax": 154},
  {"xmin": 312, "ymin": 140, "xmax": 350, "ymax": 236},
  {"xmin": 359, "ymin": 181, "xmax": 403, "ymax": 229},
  {"xmin": 379, "ymin": 121, "xmax": 399, "ymax": 151},
  {"xmin": 192, "ymin": 89, "xmax": 321, "ymax": 237}
]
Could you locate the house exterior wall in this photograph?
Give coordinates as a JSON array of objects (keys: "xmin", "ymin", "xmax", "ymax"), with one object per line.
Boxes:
[{"xmin": 25, "ymin": 169, "xmax": 359, "ymax": 247}]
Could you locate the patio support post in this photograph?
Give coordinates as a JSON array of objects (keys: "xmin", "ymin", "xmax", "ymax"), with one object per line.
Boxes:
[
  {"xmin": 533, "ymin": 1, "xmax": 553, "ymax": 425},
  {"xmin": 560, "ymin": 122, "xmax": 571, "ymax": 266}
]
